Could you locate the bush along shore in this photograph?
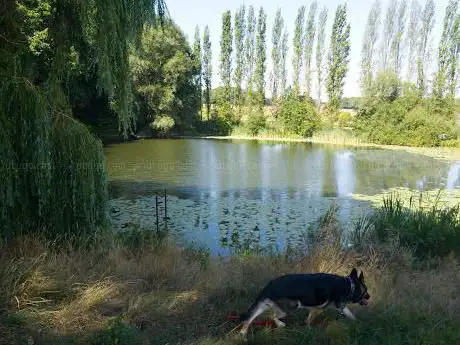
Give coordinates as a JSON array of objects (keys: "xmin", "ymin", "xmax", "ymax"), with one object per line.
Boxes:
[{"xmin": 1, "ymin": 194, "xmax": 460, "ymax": 345}]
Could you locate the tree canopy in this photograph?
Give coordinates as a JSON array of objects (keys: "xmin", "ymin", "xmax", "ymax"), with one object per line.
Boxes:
[{"xmin": 1, "ymin": 0, "xmax": 166, "ymax": 240}]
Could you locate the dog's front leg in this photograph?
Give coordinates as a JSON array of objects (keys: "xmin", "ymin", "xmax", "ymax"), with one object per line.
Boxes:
[{"xmin": 341, "ymin": 306, "xmax": 357, "ymax": 321}]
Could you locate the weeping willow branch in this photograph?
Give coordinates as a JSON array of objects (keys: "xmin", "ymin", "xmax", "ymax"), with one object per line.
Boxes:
[{"xmin": 0, "ymin": 0, "xmax": 167, "ymax": 242}]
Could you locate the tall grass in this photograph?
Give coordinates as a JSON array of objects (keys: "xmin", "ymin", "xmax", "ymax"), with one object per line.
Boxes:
[
  {"xmin": 355, "ymin": 193, "xmax": 460, "ymax": 259},
  {"xmin": 0, "ymin": 201, "xmax": 459, "ymax": 344}
]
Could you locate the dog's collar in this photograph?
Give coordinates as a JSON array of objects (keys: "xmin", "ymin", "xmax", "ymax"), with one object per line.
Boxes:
[{"xmin": 346, "ymin": 276, "xmax": 355, "ymax": 299}]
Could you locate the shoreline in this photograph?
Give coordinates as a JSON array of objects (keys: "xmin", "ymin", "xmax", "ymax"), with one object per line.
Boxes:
[{"xmin": 176, "ymin": 134, "xmax": 460, "ymax": 162}]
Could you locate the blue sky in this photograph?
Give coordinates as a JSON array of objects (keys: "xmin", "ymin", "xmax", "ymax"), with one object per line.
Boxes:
[{"xmin": 167, "ymin": 0, "xmax": 450, "ymax": 98}]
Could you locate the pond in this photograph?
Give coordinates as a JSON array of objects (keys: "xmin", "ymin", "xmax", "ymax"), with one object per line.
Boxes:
[{"xmin": 105, "ymin": 138, "xmax": 460, "ymax": 255}]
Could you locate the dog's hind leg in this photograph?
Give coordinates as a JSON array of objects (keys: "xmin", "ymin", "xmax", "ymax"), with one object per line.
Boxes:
[
  {"xmin": 266, "ymin": 300, "xmax": 287, "ymax": 327},
  {"xmin": 240, "ymin": 299, "xmax": 272, "ymax": 337}
]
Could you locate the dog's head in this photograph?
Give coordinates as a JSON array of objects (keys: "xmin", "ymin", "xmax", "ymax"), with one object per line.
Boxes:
[{"xmin": 349, "ymin": 268, "xmax": 370, "ymax": 305}]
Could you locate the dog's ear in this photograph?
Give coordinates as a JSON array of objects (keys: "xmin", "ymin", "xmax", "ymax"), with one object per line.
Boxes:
[
  {"xmin": 350, "ymin": 268, "xmax": 358, "ymax": 279},
  {"xmin": 359, "ymin": 271, "xmax": 364, "ymax": 282}
]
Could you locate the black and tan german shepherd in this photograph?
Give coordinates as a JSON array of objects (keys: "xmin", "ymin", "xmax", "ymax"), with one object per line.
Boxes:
[{"xmin": 239, "ymin": 268, "xmax": 370, "ymax": 337}]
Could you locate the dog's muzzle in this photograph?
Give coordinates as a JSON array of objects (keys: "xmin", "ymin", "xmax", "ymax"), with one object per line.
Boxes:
[{"xmin": 359, "ymin": 292, "xmax": 370, "ymax": 305}]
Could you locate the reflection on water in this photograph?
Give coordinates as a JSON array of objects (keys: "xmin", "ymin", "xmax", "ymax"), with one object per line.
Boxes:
[
  {"xmin": 447, "ymin": 163, "xmax": 460, "ymax": 191},
  {"xmin": 105, "ymin": 139, "xmax": 460, "ymax": 255}
]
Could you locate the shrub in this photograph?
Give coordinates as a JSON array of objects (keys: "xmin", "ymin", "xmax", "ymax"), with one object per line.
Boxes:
[
  {"xmin": 337, "ymin": 112, "xmax": 353, "ymax": 127},
  {"xmin": 370, "ymin": 70, "xmax": 401, "ymax": 102},
  {"xmin": 354, "ymin": 96, "xmax": 457, "ymax": 147},
  {"xmin": 245, "ymin": 110, "xmax": 266, "ymax": 136},
  {"xmin": 276, "ymin": 95, "xmax": 321, "ymax": 137},
  {"xmin": 150, "ymin": 115, "xmax": 175, "ymax": 136}
]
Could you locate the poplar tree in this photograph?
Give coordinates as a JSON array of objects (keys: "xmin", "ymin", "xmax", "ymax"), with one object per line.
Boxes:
[
  {"xmin": 281, "ymin": 29, "xmax": 289, "ymax": 97},
  {"xmin": 245, "ymin": 6, "xmax": 257, "ymax": 102},
  {"xmin": 447, "ymin": 16, "xmax": 460, "ymax": 98},
  {"xmin": 293, "ymin": 6, "xmax": 306, "ymax": 94},
  {"xmin": 417, "ymin": 0, "xmax": 435, "ymax": 96},
  {"xmin": 202, "ymin": 25, "xmax": 212, "ymax": 118},
  {"xmin": 326, "ymin": 4, "xmax": 351, "ymax": 110},
  {"xmin": 434, "ymin": 0, "xmax": 459, "ymax": 99},
  {"xmin": 381, "ymin": 0, "xmax": 397, "ymax": 71},
  {"xmin": 193, "ymin": 26, "xmax": 202, "ymax": 118},
  {"xmin": 407, "ymin": 0, "xmax": 422, "ymax": 82},
  {"xmin": 255, "ymin": 7, "xmax": 267, "ymax": 107},
  {"xmin": 361, "ymin": 0, "xmax": 382, "ymax": 96},
  {"xmin": 271, "ymin": 9, "xmax": 284, "ymax": 101},
  {"xmin": 220, "ymin": 10, "xmax": 233, "ymax": 104},
  {"xmin": 391, "ymin": 0, "xmax": 408, "ymax": 76},
  {"xmin": 316, "ymin": 7, "xmax": 328, "ymax": 106},
  {"xmin": 234, "ymin": 5, "xmax": 246, "ymax": 108},
  {"xmin": 304, "ymin": 1, "xmax": 318, "ymax": 97}
]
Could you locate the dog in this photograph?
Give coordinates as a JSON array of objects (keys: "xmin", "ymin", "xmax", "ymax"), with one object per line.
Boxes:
[{"xmin": 239, "ymin": 268, "xmax": 370, "ymax": 337}]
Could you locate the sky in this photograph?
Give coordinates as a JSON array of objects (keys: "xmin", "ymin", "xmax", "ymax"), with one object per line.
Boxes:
[{"xmin": 167, "ymin": 0, "xmax": 451, "ymax": 99}]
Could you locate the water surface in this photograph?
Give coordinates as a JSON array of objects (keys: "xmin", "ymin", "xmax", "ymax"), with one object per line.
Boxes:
[{"xmin": 105, "ymin": 139, "xmax": 460, "ymax": 255}]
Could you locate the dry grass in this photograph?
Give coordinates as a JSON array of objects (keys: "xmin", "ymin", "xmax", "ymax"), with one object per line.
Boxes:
[{"xmin": 0, "ymin": 224, "xmax": 459, "ymax": 345}]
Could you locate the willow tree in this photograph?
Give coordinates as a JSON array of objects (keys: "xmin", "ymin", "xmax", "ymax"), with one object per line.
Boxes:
[{"xmin": 1, "ymin": 0, "xmax": 166, "ymax": 241}]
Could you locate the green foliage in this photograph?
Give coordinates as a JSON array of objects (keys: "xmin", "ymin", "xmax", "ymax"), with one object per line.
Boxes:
[
  {"xmin": 245, "ymin": 6, "xmax": 257, "ymax": 102},
  {"xmin": 151, "ymin": 116, "xmax": 175, "ymax": 136},
  {"xmin": 88, "ymin": 317, "xmax": 144, "ymax": 345},
  {"xmin": 417, "ymin": 0, "xmax": 435, "ymax": 96},
  {"xmin": 304, "ymin": 2, "xmax": 318, "ymax": 97},
  {"xmin": 316, "ymin": 7, "xmax": 328, "ymax": 105},
  {"xmin": 326, "ymin": 4, "xmax": 351, "ymax": 111},
  {"xmin": 1, "ymin": 0, "xmax": 166, "ymax": 241},
  {"xmin": 219, "ymin": 11, "xmax": 233, "ymax": 105},
  {"xmin": 370, "ymin": 70, "xmax": 401, "ymax": 102},
  {"xmin": 407, "ymin": 0, "xmax": 422, "ymax": 82},
  {"xmin": 360, "ymin": 0, "xmax": 381, "ymax": 97},
  {"xmin": 245, "ymin": 110, "xmax": 267, "ymax": 136},
  {"xmin": 202, "ymin": 26, "xmax": 212, "ymax": 119},
  {"xmin": 276, "ymin": 94, "xmax": 321, "ymax": 137},
  {"xmin": 354, "ymin": 94, "xmax": 457, "ymax": 147},
  {"xmin": 337, "ymin": 112, "xmax": 353, "ymax": 127},
  {"xmin": 193, "ymin": 26, "xmax": 202, "ymax": 117},
  {"xmin": 271, "ymin": 9, "xmax": 284, "ymax": 101},
  {"xmin": 363, "ymin": 194, "xmax": 460, "ymax": 259},
  {"xmin": 195, "ymin": 117, "xmax": 232, "ymax": 136},
  {"xmin": 280, "ymin": 31, "xmax": 289, "ymax": 97},
  {"xmin": 255, "ymin": 7, "xmax": 267, "ymax": 107},
  {"xmin": 234, "ymin": 6, "xmax": 246, "ymax": 108},
  {"xmin": 48, "ymin": 116, "xmax": 108, "ymax": 241},
  {"xmin": 131, "ymin": 23, "xmax": 199, "ymax": 133},
  {"xmin": 293, "ymin": 6, "xmax": 306, "ymax": 94},
  {"xmin": 216, "ymin": 103, "xmax": 236, "ymax": 129},
  {"xmin": 434, "ymin": 0, "xmax": 459, "ymax": 99}
]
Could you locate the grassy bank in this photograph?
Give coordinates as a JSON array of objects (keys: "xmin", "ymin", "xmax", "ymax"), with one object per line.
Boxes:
[
  {"xmin": 1, "ymin": 199, "xmax": 460, "ymax": 345},
  {"xmin": 188, "ymin": 128, "xmax": 460, "ymax": 162}
]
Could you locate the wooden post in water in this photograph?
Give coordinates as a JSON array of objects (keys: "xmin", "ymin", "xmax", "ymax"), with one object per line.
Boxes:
[
  {"xmin": 164, "ymin": 189, "xmax": 168, "ymax": 230},
  {"xmin": 155, "ymin": 195, "xmax": 159, "ymax": 232}
]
